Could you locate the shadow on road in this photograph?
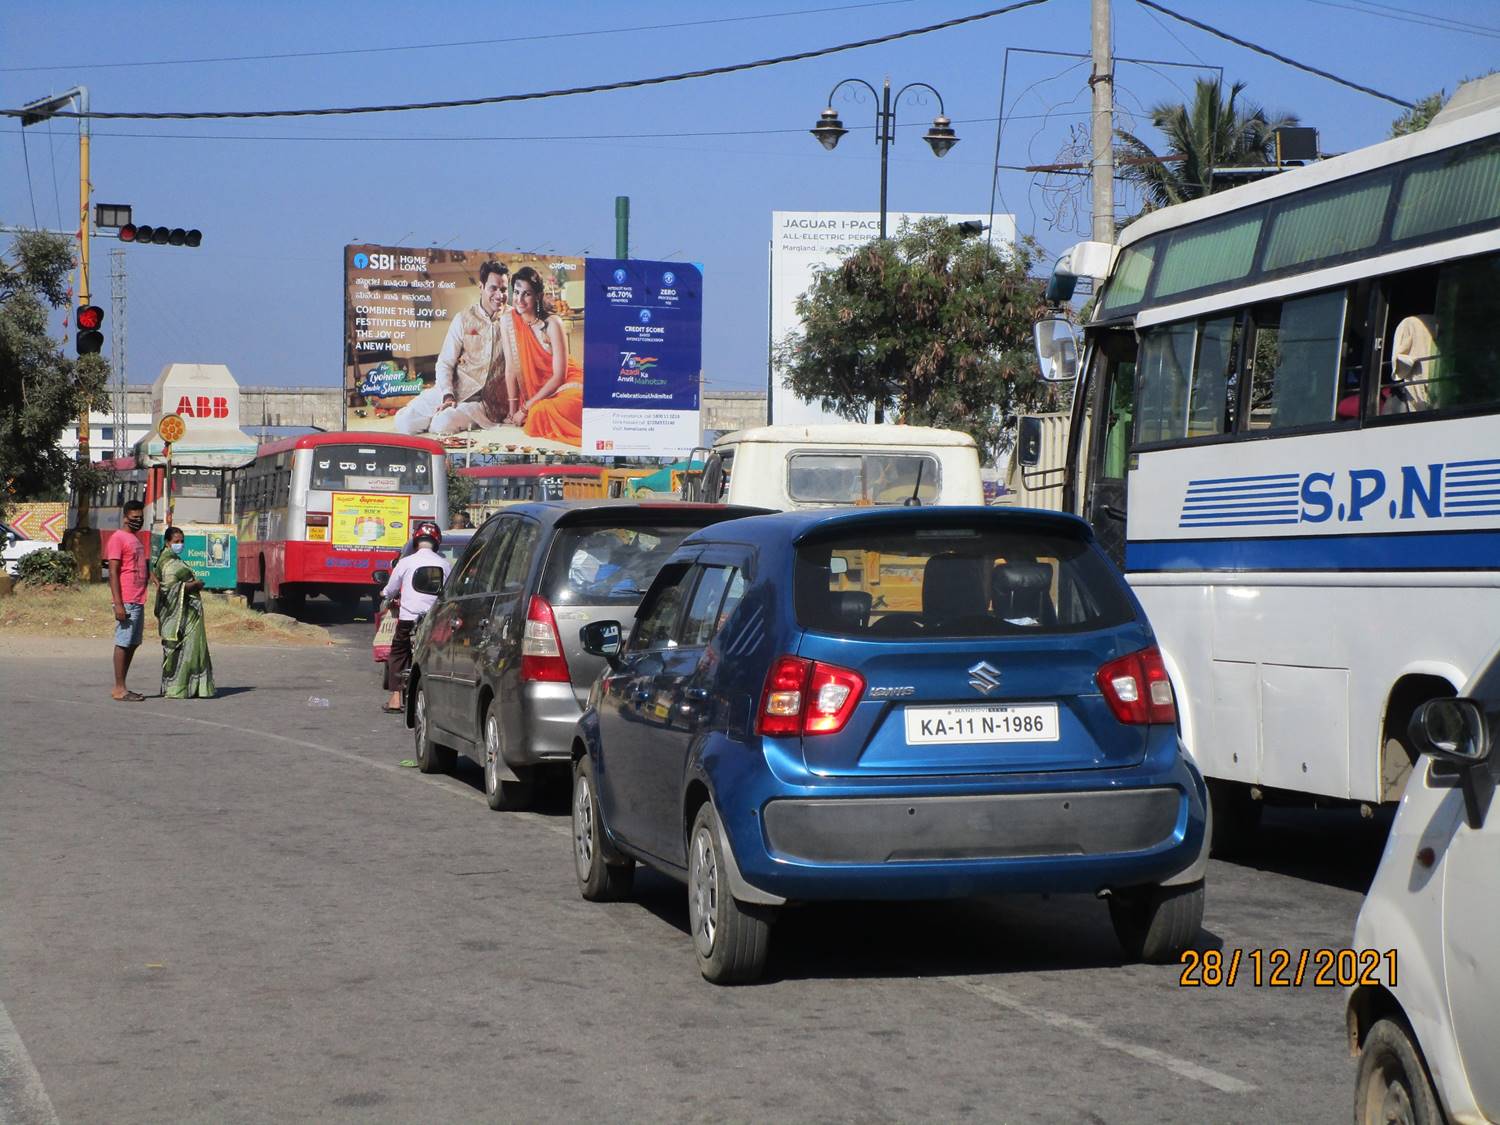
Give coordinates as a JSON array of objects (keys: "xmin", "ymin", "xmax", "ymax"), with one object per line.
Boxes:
[
  {"xmin": 1218, "ymin": 804, "xmax": 1394, "ymax": 894},
  {"xmin": 625, "ymin": 866, "xmax": 1224, "ymax": 983}
]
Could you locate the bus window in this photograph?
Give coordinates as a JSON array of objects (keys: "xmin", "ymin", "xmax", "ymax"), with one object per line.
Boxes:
[
  {"xmin": 1100, "ymin": 357, "xmax": 1135, "ymax": 480},
  {"xmin": 1247, "ymin": 289, "xmax": 1347, "ymax": 431},
  {"xmin": 309, "ymin": 445, "xmax": 434, "ymax": 494},
  {"xmin": 1378, "ymin": 250, "xmax": 1500, "ymax": 415},
  {"xmin": 1135, "ymin": 323, "xmax": 1194, "ymax": 445}
]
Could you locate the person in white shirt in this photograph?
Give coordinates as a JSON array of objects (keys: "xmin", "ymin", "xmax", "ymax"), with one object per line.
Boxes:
[
  {"xmin": 393, "ymin": 261, "xmax": 511, "ymax": 436},
  {"xmin": 381, "ymin": 522, "xmax": 452, "ymax": 713}
]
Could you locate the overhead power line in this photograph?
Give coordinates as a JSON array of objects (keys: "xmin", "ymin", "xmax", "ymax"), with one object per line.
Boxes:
[
  {"xmin": 0, "ymin": 0, "xmax": 920, "ymax": 72},
  {"xmin": 1134, "ymin": 0, "xmax": 1415, "ymax": 107},
  {"xmin": 0, "ymin": 0, "xmax": 1051, "ymax": 122}
]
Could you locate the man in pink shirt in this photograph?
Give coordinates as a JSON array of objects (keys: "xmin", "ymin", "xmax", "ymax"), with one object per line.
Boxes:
[{"xmin": 106, "ymin": 499, "xmax": 149, "ymax": 701}]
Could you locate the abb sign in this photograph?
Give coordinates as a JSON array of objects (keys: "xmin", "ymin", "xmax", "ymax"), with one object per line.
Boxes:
[{"xmin": 175, "ymin": 395, "xmax": 230, "ymax": 419}]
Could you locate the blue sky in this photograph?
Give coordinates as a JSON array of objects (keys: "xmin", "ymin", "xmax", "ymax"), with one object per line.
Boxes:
[{"xmin": 4, "ymin": 0, "xmax": 1496, "ymax": 394}]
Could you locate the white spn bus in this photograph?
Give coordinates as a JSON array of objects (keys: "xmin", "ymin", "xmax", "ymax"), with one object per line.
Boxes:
[{"xmin": 1037, "ymin": 76, "xmax": 1500, "ymax": 847}]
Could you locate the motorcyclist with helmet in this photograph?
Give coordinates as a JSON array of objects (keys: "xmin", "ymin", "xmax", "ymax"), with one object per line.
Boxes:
[{"xmin": 379, "ymin": 521, "xmax": 451, "ymax": 714}]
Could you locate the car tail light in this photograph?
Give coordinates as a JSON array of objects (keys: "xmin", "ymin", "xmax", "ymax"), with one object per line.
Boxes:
[
  {"xmin": 521, "ymin": 595, "xmax": 570, "ymax": 683},
  {"xmin": 305, "ymin": 513, "xmax": 330, "ymax": 528},
  {"xmin": 757, "ymin": 655, "xmax": 864, "ymax": 737},
  {"xmin": 1097, "ymin": 646, "xmax": 1176, "ymax": 725}
]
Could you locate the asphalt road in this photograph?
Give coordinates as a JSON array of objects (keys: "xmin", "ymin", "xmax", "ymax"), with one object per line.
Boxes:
[{"xmin": 0, "ymin": 608, "xmax": 1392, "ymax": 1123}]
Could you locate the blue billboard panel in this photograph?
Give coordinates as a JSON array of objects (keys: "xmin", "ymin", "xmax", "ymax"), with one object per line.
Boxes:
[{"xmin": 582, "ymin": 259, "xmax": 702, "ymax": 456}]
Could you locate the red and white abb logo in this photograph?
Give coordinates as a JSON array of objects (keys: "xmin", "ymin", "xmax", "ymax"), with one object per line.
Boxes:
[{"xmin": 175, "ymin": 395, "xmax": 230, "ymax": 418}]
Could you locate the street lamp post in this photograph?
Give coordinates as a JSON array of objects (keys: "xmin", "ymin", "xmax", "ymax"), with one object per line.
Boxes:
[
  {"xmin": 810, "ymin": 78, "xmax": 958, "ymax": 421},
  {"xmin": 810, "ymin": 77, "xmax": 959, "ymax": 241}
]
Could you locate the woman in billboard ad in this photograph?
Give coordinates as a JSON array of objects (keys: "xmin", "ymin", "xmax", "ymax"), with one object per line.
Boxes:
[{"xmin": 503, "ymin": 265, "xmax": 584, "ymax": 445}]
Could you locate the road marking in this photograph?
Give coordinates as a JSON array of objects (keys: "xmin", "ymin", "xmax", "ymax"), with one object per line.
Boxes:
[
  {"xmin": 37, "ymin": 697, "xmax": 573, "ymax": 840},
  {"xmin": 933, "ymin": 976, "xmax": 1256, "ymax": 1095},
  {"xmin": 0, "ymin": 997, "xmax": 59, "ymax": 1125}
]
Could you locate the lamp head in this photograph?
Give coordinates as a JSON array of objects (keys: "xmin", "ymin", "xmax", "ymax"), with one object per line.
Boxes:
[
  {"xmin": 923, "ymin": 115, "xmax": 959, "ymax": 158},
  {"xmin": 811, "ymin": 108, "xmax": 848, "ymax": 151}
]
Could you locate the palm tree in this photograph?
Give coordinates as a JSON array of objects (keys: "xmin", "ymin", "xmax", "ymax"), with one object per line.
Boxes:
[{"xmin": 1115, "ymin": 78, "xmax": 1299, "ymax": 213}]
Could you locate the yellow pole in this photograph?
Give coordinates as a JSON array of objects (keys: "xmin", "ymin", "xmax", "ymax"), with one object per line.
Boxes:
[{"xmin": 72, "ymin": 92, "xmax": 102, "ymax": 581}]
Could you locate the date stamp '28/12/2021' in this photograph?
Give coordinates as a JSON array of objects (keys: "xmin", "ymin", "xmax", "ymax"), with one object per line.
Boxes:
[{"xmin": 1178, "ymin": 948, "xmax": 1396, "ymax": 988}]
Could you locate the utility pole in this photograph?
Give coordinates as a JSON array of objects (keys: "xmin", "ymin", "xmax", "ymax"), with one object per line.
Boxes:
[
  {"xmin": 1090, "ymin": 0, "xmax": 1116, "ymax": 244},
  {"xmin": 110, "ymin": 248, "xmax": 128, "ymax": 458},
  {"xmin": 614, "ymin": 196, "xmax": 630, "ymax": 258},
  {"xmin": 20, "ymin": 86, "xmax": 98, "ymax": 576}
]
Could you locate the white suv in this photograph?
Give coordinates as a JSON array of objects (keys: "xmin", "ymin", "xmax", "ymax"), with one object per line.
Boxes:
[{"xmin": 1347, "ymin": 642, "xmax": 1499, "ymax": 1124}]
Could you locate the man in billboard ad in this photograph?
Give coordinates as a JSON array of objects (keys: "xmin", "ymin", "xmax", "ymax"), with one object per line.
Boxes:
[
  {"xmin": 344, "ymin": 245, "xmax": 585, "ymax": 453},
  {"xmin": 581, "ymin": 259, "xmax": 702, "ymax": 458}
]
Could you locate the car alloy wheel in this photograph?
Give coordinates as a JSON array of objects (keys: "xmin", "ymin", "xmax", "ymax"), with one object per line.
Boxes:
[
  {"xmin": 485, "ymin": 713, "xmax": 501, "ymax": 796},
  {"xmin": 573, "ymin": 773, "xmax": 595, "ymax": 881},
  {"xmin": 689, "ymin": 823, "xmax": 719, "ymax": 958}
]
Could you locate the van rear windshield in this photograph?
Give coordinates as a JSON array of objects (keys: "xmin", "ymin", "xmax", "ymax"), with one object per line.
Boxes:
[
  {"xmin": 543, "ymin": 524, "xmax": 696, "ymax": 606},
  {"xmin": 794, "ymin": 526, "xmax": 1135, "ymax": 637}
]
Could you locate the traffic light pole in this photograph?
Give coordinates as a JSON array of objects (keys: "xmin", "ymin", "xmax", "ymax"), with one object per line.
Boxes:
[{"xmin": 76, "ymin": 88, "xmax": 94, "ymax": 562}]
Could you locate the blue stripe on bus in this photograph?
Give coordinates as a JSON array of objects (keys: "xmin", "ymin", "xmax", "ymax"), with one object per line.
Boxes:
[{"xmin": 1126, "ymin": 530, "xmax": 1500, "ymax": 572}]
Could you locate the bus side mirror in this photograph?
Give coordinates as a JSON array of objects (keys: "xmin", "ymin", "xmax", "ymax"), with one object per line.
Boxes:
[
  {"xmin": 1017, "ymin": 417, "xmax": 1044, "ymax": 467},
  {"xmin": 1034, "ymin": 318, "xmax": 1079, "ymax": 384},
  {"xmin": 412, "ymin": 566, "xmax": 446, "ymax": 596}
]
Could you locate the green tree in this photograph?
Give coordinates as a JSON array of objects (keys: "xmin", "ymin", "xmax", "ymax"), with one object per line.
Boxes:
[
  {"xmin": 0, "ymin": 232, "xmax": 109, "ymax": 516},
  {"xmin": 773, "ymin": 218, "xmax": 1057, "ymax": 461},
  {"xmin": 446, "ymin": 459, "xmax": 474, "ymax": 516},
  {"xmin": 1390, "ymin": 91, "xmax": 1445, "ymax": 137},
  {"xmin": 1115, "ymin": 78, "xmax": 1299, "ymax": 213}
]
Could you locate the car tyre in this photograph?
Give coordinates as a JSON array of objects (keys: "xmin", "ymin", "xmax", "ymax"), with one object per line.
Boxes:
[
  {"xmin": 1354, "ymin": 1017, "xmax": 1442, "ymax": 1125},
  {"xmin": 1207, "ymin": 779, "xmax": 1262, "ymax": 857},
  {"xmin": 572, "ymin": 756, "xmax": 634, "ymax": 902},
  {"xmin": 687, "ymin": 803, "xmax": 773, "ymax": 985},
  {"xmin": 483, "ymin": 704, "xmax": 534, "ymax": 811},
  {"xmin": 413, "ymin": 684, "xmax": 455, "ymax": 774},
  {"xmin": 1108, "ymin": 879, "xmax": 1204, "ymax": 963}
]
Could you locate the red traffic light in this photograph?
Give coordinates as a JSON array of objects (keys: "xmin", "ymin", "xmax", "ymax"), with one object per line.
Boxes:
[
  {"xmin": 77, "ymin": 304, "xmax": 104, "ymax": 331},
  {"xmin": 117, "ymin": 222, "xmax": 201, "ymax": 247}
]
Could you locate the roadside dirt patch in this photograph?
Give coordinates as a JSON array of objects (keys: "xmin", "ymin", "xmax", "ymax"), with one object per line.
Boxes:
[{"xmin": 0, "ymin": 584, "xmax": 332, "ymax": 647}]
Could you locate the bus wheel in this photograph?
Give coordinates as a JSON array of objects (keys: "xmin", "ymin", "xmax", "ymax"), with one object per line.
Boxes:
[
  {"xmin": 270, "ymin": 588, "xmax": 305, "ymax": 617},
  {"xmin": 1208, "ymin": 779, "xmax": 1262, "ymax": 858}
]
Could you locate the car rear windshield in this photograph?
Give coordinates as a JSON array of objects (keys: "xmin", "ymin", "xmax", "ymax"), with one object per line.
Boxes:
[
  {"xmin": 794, "ymin": 525, "xmax": 1136, "ymax": 637},
  {"xmin": 543, "ymin": 523, "xmax": 699, "ymax": 606}
]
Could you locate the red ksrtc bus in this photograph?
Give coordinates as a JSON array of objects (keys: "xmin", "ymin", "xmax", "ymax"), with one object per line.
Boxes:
[{"xmin": 229, "ymin": 432, "xmax": 447, "ymax": 614}]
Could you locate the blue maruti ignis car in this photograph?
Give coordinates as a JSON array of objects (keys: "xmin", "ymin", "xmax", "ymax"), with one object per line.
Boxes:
[{"xmin": 570, "ymin": 506, "xmax": 1208, "ymax": 984}]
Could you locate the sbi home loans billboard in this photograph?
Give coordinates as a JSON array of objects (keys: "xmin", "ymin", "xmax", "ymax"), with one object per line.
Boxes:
[{"xmin": 343, "ymin": 244, "xmax": 702, "ymax": 457}]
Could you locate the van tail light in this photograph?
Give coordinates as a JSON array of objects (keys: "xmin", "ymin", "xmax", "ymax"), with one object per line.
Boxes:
[
  {"xmin": 1097, "ymin": 646, "xmax": 1176, "ymax": 725},
  {"xmin": 757, "ymin": 655, "xmax": 864, "ymax": 737},
  {"xmin": 304, "ymin": 513, "xmax": 330, "ymax": 527},
  {"xmin": 521, "ymin": 595, "xmax": 571, "ymax": 683}
]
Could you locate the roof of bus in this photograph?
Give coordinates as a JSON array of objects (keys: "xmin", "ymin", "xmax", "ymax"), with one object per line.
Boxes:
[
  {"xmin": 253, "ymin": 431, "xmax": 447, "ymax": 457},
  {"xmin": 716, "ymin": 424, "xmax": 977, "ymax": 448},
  {"xmin": 1115, "ymin": 79, "xmax": 1500, "ymax": 250},
  {"xmin": 456, "ymin": 463, "xmax": 606, "ymax": 478}
]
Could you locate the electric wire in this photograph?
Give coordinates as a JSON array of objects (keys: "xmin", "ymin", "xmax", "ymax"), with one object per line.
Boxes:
[
  {"xmin": 0, "ymin": 0, "xmax": 1053, "ymax": 122},
  {"xmin": 0, "ymin": 0, "xmax": 921, "ymax": 73},
  {"xmin": 18, "ymin": 129, "xmax": 39, "ymax": 227},
  {"xmin": 1134, "ymin": 0, "xmax": 1415, "ymax": 107},
  {"xmin": 1301, "ymin": 0, "xmax": 1500, "ymax": 37}
]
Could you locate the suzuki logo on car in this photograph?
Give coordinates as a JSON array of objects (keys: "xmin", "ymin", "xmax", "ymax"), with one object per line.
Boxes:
[{"xmin": 968, "ymin": 661, "xmax": 1003, "ymax": 695}]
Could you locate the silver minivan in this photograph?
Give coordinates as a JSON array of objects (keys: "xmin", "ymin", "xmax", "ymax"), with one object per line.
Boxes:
[{"xmin": 405, "ymin": 500, "xmax": 766, "ymax": 810}]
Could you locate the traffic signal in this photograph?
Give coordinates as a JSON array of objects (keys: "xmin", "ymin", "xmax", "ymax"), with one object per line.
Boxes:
[
  {"xmin": 118, "ymin": 223, "xmax": 202, "ymax": 247},
  {"xmin": 76, "ymin": 305, "xmax": 104, "ymax": 355}
]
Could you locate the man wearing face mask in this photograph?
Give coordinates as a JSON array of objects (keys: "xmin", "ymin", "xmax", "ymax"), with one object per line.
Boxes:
[{"xmin": 106, "ymin": 499, "xmax": 150, "ymax": 701}]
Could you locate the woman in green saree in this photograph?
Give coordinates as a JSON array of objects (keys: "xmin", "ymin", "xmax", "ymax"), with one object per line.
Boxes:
[{"xmin": 155, "ymin": 526, "xmax": 215, "ymax": 699}]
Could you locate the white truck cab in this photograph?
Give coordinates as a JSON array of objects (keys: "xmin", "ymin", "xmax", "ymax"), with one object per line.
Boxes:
[
  {"xmin": 678, "ymin": 424, "xmax": 984, "ymax": 510},
  {"xmin": 1347, "ymin": 641, "xmax": 1500, "ymax": 1125}
]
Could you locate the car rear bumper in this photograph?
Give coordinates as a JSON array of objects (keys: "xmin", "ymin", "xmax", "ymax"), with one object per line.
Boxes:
[
  {"xmin": 708, "ymin": 735, "xmax": 1207, "ymax": 901},
  {"xmin": 513, "ymin": 681, "xmax": 584, "ymax": 765}
]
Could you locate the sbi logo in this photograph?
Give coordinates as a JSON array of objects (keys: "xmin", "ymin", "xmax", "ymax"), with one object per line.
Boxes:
[
  {"xmin": 353, "ymin": 252, "xmax": 369, "ymax": 269},
  {"xmin": 662, "ymin": 271, "xmax": 676, "ymax": 286},
  {"xmin": 612, "ymin": 268, "xmax": 627, "ymax": 284},
  {"xmin": 639, "ymin": 309, "xmax": 653, "ymax": 324}
]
